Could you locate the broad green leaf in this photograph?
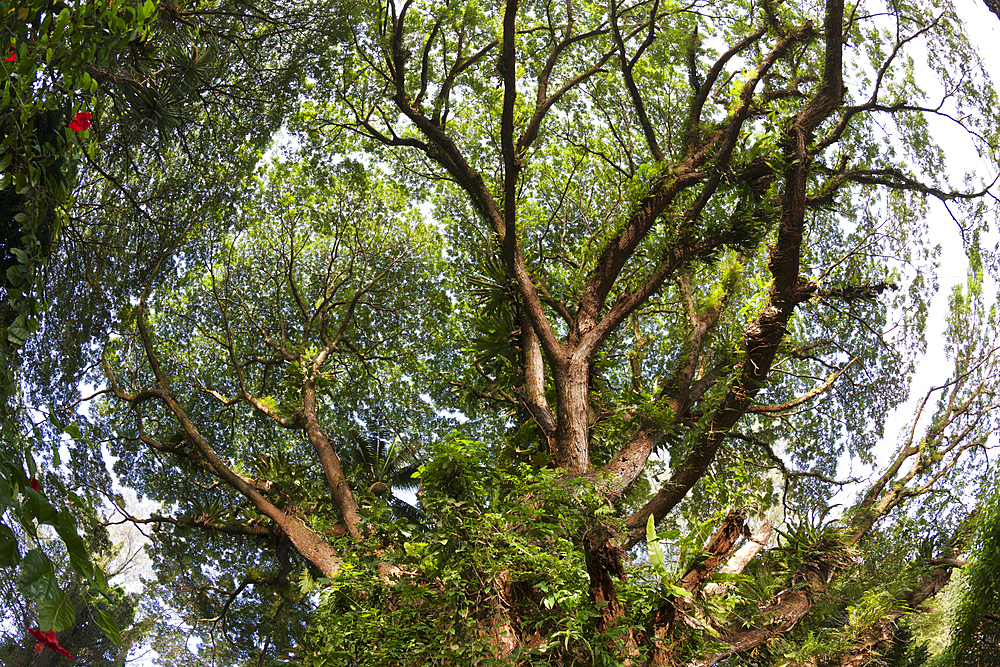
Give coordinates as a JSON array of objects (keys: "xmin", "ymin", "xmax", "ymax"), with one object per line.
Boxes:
[
  {"xmin": 7, "ymin": 322, "xmax": 28, "ymax": 345},
  {"xmin": 665, "ymin": 583, "xmax": 689, "ymax": 598},
  {"xmin": 18, "ymin": 549, "xmax": 60, "ymax": 601},
  {"xmin": 57, "ymin": 510, "xmax": 94, "ymax": 580},
  {"xmin": 0, "ymin": 523, "xmax": 20, "ymax": 567},
  {"xmin": 0, "ymin": 476, "xmax": 14, "ymax": 511},
  {"xmin": 92, "ymin": 607, "xmax": 123, "ymax": 648},
  {"xmin": 36, "ymin": 591, "xmax": 76, "ymax": 632},
  {"xmin": 24, "ymin": 487, "xmax": 59, "ymax": 525},
  {"xmin": 646, "ymin": 514, "xmax": 667, "ymax": 577}
]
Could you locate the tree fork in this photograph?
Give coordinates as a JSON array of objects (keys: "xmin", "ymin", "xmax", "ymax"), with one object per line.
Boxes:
[{"xmin": 132, "ymin": 303, "xmax": 345, "ymax": 578}]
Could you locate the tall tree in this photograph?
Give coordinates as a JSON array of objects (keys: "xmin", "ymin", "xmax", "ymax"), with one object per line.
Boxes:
[{"xmin": 13, "ymin": 0, "xmax": 1000, "ymax": 664}]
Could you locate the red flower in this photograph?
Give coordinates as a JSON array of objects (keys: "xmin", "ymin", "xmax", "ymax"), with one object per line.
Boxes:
[
  {"xmin": 29, "ymin": 477, "xmax": 38, "ymax": 492},
  {"xmin": 5, "ymin": 46, "xmax": 15, "ymax": 62},
  {"xmin": 27, "ymin": 628, "xmax": 73, "ymax": 659},
  {"xmin": 68, "ymin": 112, "xmax": 91, "ymax": 132}
]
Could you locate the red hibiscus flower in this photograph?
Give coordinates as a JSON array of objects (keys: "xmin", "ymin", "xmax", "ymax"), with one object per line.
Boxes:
[
  {"xmin": 68, "ymin": 112, "xmax": 91, "ymax": 132},
  {"xmin": 5, "ymin": 46, "xmax": 15, "ymax": 62},
  {"xmin": 27, "ymin": 628, "xmax": 73, "ymax": 659},
  {"xmin": 29, "ymin": 477, "xmax": 38, "ymax": 492}
]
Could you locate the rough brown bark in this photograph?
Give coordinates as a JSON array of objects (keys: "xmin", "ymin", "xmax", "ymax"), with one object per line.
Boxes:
[
  {"xmin": 703, "ymin": 521, "xmax": 773, "ymax": 596},
  {"xmin": 591, "ymin": 271, "xmax": 730, "ymax": 498},
  {"xmin": 553, "ymin": 357, "xmax": 593, "ymax": 474},
  {"xmin": 302, "ymin": 378, "xmax": 364, "ymax": 539},
  {"xmin": 584, "ymin": 523, "xmax": 642, "ymax": 661},
  {"xmin": 680, "ymin": 508, "xmax": 747, "ymax": 594},
  {"xmin": 520, "ymin": 321, "xmax": 556, "ymax": 442},
  {"xmin": 690, "ymin": 576, "xmax": 827, "ymax": 667}
]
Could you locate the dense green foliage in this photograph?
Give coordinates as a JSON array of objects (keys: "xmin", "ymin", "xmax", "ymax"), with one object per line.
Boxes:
[
  {"xmin": 3, "ymin": 0, "xmax": 1000, "ymax": 664},
  {"xmin": 940, "ymin": 484, "xmax": 1000, "ymax": 667}
]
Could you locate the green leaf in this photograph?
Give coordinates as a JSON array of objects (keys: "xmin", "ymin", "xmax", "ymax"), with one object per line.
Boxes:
[
  {"xmin": 36, "ymin": 591, "xmax": 76, "ymax": 632},
  {"xmin": 18, "ymin": 549, "xmax": 60, "ymax": 601},
  {"xmin": 57, "ymin": 510, "xmax": 93, "ymax": 580},
  {"xmin": 0, "ymin": 522, "xmax": 20, "ymax": 567},
  {"xmin": 55, "ymin": 7, "xmax": 72, "ymax": 32},
  {"xmin": 24, "ymin": 452, "xmax": 36, "ymax": 480},
  {"xmin": 0, "ymin": 476, "xmax": 15, "ymax": 511},
  {"xmin": 646, "ymin": 515, "xmax": 668, "ymax": 577},
  {"xmin": 7, "ymin": 320, "xmax": 31, "ymax": 345},
  {"xmin": 92, "ymin": 607, "xmax": 122, "ymax": 647},
  {"xmin": 24, "ymin": 487, "xmax": 59, "ymax": 525},
  {"xmin": 665, "ymin": 583, "xmax": 689, "ymax": 598}
]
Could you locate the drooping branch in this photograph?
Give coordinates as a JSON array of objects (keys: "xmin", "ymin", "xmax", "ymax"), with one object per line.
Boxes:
[
  {"xmin": 727, "ymin": 431, "xmax": 863, "ymax": 487},
  {"xmin": 838, "ymin": 167, "xmax": 999, "ymax": 203},
  {"xmin": 115, "ymin": 513, "xmax": 277, "ymax": 537}
]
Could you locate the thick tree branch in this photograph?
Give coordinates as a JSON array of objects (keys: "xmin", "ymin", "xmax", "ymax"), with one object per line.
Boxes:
[
  {"xmin": 388, "ymin": 2, "xmax": 564, "ymax": 370},
  {"xmin": 116, "ymin": 513, "xmax": 277, "ymax": 537},
  {"xmin": 679, "ymin": 508, "xmax": 746, "ymax": 594},
  {"xmin": 702, "ymin": 521, "xmax": 773, "ymax": 597},
  {"xmin": 301, "ymin": 378, "xmax": 364, "ymax": 539},
  {"xmin": 686, "ymin": 27, "xmax": 768, "ymax": 152},
  {"xmin": 592, "ymin": 269, "xmax": 735, "ymax": 497},
  {"xmin": 519, "ymin": 322, "xmax": 557, "ymax": 442},
  {"xmin": 622, "ymin": 0, "xmax": 847, "ymax": 549},
  {"xmin": 579, "ymin": 22, "xmax": 808, "ymax": 337}
]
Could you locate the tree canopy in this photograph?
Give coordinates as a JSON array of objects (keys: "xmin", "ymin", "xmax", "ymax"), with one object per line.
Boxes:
[{"xmin": 3, "ymin": 0, "xmax": 1000, "ymax": 664}]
